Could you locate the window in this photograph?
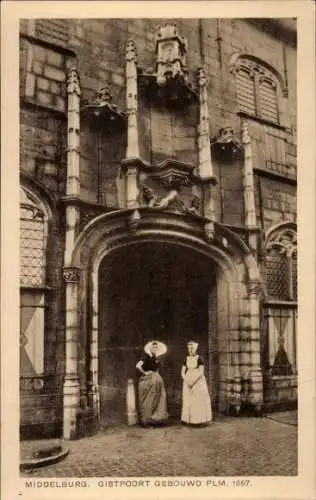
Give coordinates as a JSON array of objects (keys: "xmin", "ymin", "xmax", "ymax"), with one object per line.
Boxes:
[
  {"xmin": 20, "ymin": 187, "xmax": 49, "ymax": 380},
  {"xmin": 264, "ymin": 225, "xmax": 297, "ymax": 376},
  {"xmin": 264, "ymin": 307, "xmax": 297, "ymax": 375},
  {"xmin": 265, "ymin": 227, "xmax": 297, "ymax": 301},
  {"xmin": 235, "ymin": 58, "xmax": 280, "ymax": 124}
]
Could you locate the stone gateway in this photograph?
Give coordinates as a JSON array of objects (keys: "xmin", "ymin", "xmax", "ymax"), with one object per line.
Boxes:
[{"xmin": 19, "ymin": 18, "xmax": 297, "ymax": 440}]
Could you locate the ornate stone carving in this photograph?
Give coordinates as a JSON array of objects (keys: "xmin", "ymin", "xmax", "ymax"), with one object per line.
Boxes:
[
  {"xmin": 63, "ymin": 267, "xmax": 81, "ymax": 283},
  {"xmin": 82, "ymin": 86, "xmax": 125, "ymax": 129},
  {"xmin": 126, "ymin": 39, "xmax": 137, "ymax": 63},
  {"xmin": 266, "ymin": 228, "xmax": 297, "ymax": 257},
  {"xmin": 247, "ymin": 280, "xmax": 261, "ymax": 297},
  {"xmin": 140, "ymin": 184, "xmax": 201, "ymax": 216},
  {"xmin": 211, "ymin": 127, "xmax": 243, "ymax": 159},
  {"xmin": 155, "ymin": 24, "xmax": 188, "ymax": 86},
  {"xmin": 128, "ymin": 209, "xmax": 141, "ymax": 232},
  {"xmin": 187, "ymin": 196, "xmax": 201, "ymax": 216},
  {"xmin": 139, "ymin": 26, "xmax": 197, "ymax": 108},
  {"xmin": 204, "ymin": 221, "xmax": 215, "ymax": 242},
  {"xmin": 67, "ymin": 67, "xmax": 81, "ymax": 96},
  {"xmin": 241, "ymin": 120, "xmax": 250, "ymax": 144}
]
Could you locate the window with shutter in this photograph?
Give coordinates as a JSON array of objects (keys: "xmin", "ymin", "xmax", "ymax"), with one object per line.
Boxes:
[
  {"xmin": 236, "ymin": 67, "xmax": 256, "ymax": 116},
  {"xmin": 234, "ymin": 58, "xmax": 281, "ymax": 125},
  {"xmin": 259, "ymin": 78, "xmax": 278, "ymax": 123},
  {"xmin": 20, "ymin": 186, "xmax": 50, "ymax": 381}
]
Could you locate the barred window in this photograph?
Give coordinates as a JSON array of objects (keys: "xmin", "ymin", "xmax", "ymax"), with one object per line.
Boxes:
[
  {"xmin": 265, "ymin": 250, "xmax": 289, "ymax": 300},
  {"xmin": 265, "ymin": 227, "xmax": 297, "ymax": 301},
  {"xmin": 235, "ymin": 59, "xmax": 280, "ymax": 124},
  {"xmin": 20, "ymin": 188, "xmax": 48, "ymax": 287},
  {"xmin": 20, "ymin": 187, "xmax": 49, "ymax": 380}
]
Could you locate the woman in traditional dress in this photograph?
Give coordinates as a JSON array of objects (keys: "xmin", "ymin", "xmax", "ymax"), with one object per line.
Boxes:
[
  {"xmin": 181, "ymin": 341, "xmax": 212, "ymax": 426},
  {"xmin": 136, "ymin": 340, "xmax": 168, "ymax": 427}
]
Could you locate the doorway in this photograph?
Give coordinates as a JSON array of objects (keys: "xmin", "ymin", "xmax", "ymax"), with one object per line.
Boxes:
[{"xmin": 98, "ymin": 242, "xmax": 217, "ymax": 426}]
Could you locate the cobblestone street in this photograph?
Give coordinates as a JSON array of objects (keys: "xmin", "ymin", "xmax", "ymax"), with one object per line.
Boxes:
[{"xmin": 21, "ymin": 412, "xmax": 297, "ymax": 477}]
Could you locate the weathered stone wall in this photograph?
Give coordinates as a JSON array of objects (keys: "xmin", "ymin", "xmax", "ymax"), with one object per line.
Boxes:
[{"xmin": 19, "ymin": 18, "xmax": 297, "ymax": 435}]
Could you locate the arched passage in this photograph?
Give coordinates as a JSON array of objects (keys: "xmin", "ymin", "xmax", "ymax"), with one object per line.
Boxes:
[{"xmin": 62, "ymin": 209, "xmax": 264, "ymax": 437}]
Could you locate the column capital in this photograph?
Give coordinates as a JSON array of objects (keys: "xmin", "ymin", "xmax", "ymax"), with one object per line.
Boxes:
[
  {"xmin": 247, "ymin": 280, "xmax": 261, "ymax": 297},
  {"xmin": 63, "ymin": 266, "xmax": 81, "ymax": 283}
]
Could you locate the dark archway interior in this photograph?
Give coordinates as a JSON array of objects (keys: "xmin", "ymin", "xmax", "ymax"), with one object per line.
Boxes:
[{"xmin": 98, "ymin": 242, "xmax": 217, "ymax": 426}]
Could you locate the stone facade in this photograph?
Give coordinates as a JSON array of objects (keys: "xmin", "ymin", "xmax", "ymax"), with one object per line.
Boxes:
[{"xmin": 19, "ymin": 18, "xmax": 297, "ymax": 439}]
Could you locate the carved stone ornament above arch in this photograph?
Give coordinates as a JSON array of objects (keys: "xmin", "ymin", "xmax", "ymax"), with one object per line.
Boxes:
[
  {"xmin": 20, "ymin": 184, "xmax": 52, "ymax": 223},
  {"xmin": 20, "ymin": 172, "xmax": 56, "ymax": 219},
  {"xmin": 265, "ymin": 222, "xmax": 297, "ymax": 257},
  {"xmin": 228, "ymin": 52, "xmax": 288, "ymax": 97}
]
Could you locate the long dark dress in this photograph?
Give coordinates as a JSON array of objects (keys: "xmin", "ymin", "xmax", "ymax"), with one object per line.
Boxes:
[{"xmin": 137, "ymin": 353, "xmax": 168, "ymax": 426}]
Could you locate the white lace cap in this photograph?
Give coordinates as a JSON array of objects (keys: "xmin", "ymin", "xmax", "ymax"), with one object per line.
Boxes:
[{"xmin": 144, "ymin": 340, "xmax": 167, "ymax": 357}]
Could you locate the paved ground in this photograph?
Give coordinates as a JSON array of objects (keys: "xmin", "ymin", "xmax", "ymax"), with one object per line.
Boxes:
[{"xmin": 21, "ymin": 412, "xmax": 297, "ymax": 477}]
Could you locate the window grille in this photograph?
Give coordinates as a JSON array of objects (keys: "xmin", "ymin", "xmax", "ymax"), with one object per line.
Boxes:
[
  {"xmin": 265, "ymin": 252, "xmax": 289, "ymax": 300},
  {"xmin": 20, "ymin": 188, "xmax": 47, "ymax": 287}
]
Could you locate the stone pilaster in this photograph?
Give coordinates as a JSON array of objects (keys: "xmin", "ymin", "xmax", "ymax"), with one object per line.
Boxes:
[
  {"xmin": 247, "ymin": 280, "xmax": 263, "ymax": 415},
  {"xmin": 126, "ymin": 40, "xmax": 139, "ymax": 159},
  {"xmin": 241, "ymin": 120, "xmax": 257, "ymax": 251},
  {"xmin": 197, "ymin": 67, "xmax": 217, "ymax": 223},
  {"xmin": 65, "ymin": 68, "xmax": 81, "ymax": 265},
  {"xmin": 67, "ymin": 68, "xmax": 81, "ymax": 198},
  {"xmin": 62, "ymin": 266, "xmax": 81, "ymax": 439},
  {"xmin": 124, "ymin": 40, "xmax": 140, "ymax": 209},
  {"xmin": 88, "ymin": 269, "xmax": 100, "ymax": 416}
]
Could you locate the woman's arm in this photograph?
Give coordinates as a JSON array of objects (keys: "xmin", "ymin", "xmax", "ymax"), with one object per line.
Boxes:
[
  {"xmin": 136, "ymin": 360, "xmax": 151, "ymax": 376},
  {"xmin": 181, "ymin": 365, "xmax": 186, "ymax": 380}
]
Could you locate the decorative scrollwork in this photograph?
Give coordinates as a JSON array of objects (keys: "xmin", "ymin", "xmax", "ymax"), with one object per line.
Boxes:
[
  {"xmin": 63, "ymin": 267, "xmax": 81, "ymax": 283},
  {"xmin": 266, "ymin": 228, "xmax": 297, "ymax": 257}
]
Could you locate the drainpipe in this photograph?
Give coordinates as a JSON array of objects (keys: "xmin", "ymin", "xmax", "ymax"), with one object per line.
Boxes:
[{"xmin": 62, "ymin": 67, "xmax": 81, "ymax": 439}]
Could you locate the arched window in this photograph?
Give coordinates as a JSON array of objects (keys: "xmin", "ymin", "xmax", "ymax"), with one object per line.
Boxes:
[
  {"xmin": 265, "ymin": 227, "xmax": 297, "ymax": 301},
  {"xmin": 235, "ymin": 57, "xmax": 281, "ymax": 124},
  {"xmin": 264, "ymin": 226, "xmax": 297, "ymax": 376},
  {"xmin": 20, "ymin": 187, "xmax": 50, "ymax": 383}
]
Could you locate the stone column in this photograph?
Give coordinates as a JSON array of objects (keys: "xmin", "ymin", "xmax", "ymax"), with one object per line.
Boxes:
[
  {"xmin": 62, "ymin": 267, "xmax": 81, "ymax": 439},
  {"xmin": 228, "ymin": 280, "xmax": 242, "ymax": 415},
  {"xmin": 197, "ymin": 67, "xmax": 217, "ymax": 231},
  {"xmin": 241, "ymin": 120, "xmax": 257, "ymax": 252},
  {"xmin": 62, "ymin": 68, "xmax": 82, "ymax": 439},
  {"xmin": 88, "ymin": 268, "xmax": 100, "ymax": 416},
  {"xmin": 247, "ymin": 280, "xmax": 263, "ymax": 415},
  {"xmin": 124, "ymin": 40, "xmax": 140, "ymax": 209}
]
